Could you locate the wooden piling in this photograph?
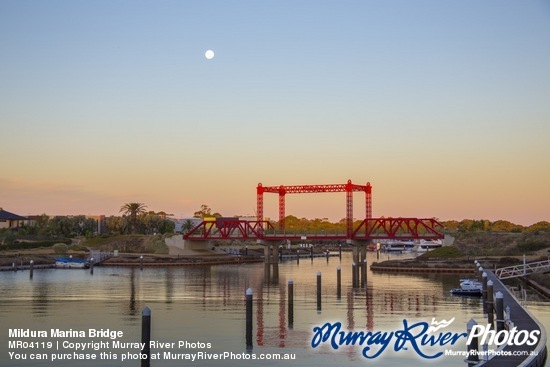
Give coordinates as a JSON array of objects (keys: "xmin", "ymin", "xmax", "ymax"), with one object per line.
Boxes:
[
  {"xmin": 478, "ymin": 266, "xmax": 484, "ymax": 283},
  {"xmin": 495, "ymin": 291, "xmax": 504, "ymax": 332},
  {"xmin": 141, "ymin": 306, "xmax": 151, "ymax": 367},
  {"xmin": 352, "ymin": 263, "xmax": 357, "ymax": 288},
  {"xmin": 288, "ymin": 280, "xmax": 294, "ymax": 327},
  {"xmin": 487, "ymin": 280, "xmax": 494, "ymax": 327},
  {"xmin": 466, "ymin": 318, "xmax": 479, "ymax": 365},
  {"xmin": 316, "ymin": 272, "xmax": 322, "ymax": 311},
  {"xmin": 337, "ymin": 266, "xmax": 341, "ymax": 299},
  {"xmin": 361, "ymin": 259, "xmax": 367, "ymax": 288},
  {"xmin": 482, "ymin": 272, "xmax": 487, "ymax": 300},
  {"xmin": 246, "ymin": 288, "xmax": 253, "ymax": 348},
  {"xmin": 140, "ymin": 255, "xmax": 143, "ymax": 271},
  {"xmin": 29, "ymin": 260, "xmax": 34, "ymax": 279}
]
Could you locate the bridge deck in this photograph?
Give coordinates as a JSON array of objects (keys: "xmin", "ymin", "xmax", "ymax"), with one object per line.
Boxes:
[{"xmin": 481, "ymin": 270, "xmax": 547, "ymax": 367}]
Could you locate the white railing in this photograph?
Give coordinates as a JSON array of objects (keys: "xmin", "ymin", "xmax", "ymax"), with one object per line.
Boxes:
[{"xmin": 495, "ymin": 259, "xmax": 550, "ymax": 279}]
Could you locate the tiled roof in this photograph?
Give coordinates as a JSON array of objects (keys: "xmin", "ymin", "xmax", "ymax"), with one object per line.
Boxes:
[{"xmin": 0, "ymin": 209, "xmax": 28, "ymax": 220}]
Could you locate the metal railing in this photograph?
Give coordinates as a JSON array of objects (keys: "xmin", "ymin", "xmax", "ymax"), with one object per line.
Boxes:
[{"xmin": 495, "ymin": 260, "xmax": 550, "ymax": 280}]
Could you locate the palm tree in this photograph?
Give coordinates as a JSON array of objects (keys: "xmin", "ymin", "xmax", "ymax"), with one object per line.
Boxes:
[
  {"xmin": 182, "ymin": 219, "xmax": 196, "ymax": 234},
  {"xmin": 120, "ymin": 203, "xmax": 147, "ymax": 233}
]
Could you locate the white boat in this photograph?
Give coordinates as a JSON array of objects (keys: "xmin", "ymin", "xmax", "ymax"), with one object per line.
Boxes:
[
  {"xmin": 416, "ymin": 239, "xmax": 443, "ymax": 251},
  {"xmin": 411, "ymin": 239, "xmax": 443, "ymax": 252},
  {"xmin": 450, "ymin": 279, "xmax": 482, "ymax": 296},
  {"xmin": 382, "ymin": 240, "xmax": 415, "ymax": 252}
]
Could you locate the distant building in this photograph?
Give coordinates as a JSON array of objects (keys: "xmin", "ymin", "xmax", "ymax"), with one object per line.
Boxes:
[{"xmin": 0, "ymin": 208, "xmax": 28, "ymax": 229}]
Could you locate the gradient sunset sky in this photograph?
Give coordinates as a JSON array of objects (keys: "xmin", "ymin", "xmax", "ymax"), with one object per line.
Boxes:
[{"xmin": 1, "ymin": 1, "xmax": 549, "ymax": 225}]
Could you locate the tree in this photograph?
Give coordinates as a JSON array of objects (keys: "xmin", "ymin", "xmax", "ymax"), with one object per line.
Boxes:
[
  {"xmin": 106, "ymin": 215, "xmax": 128, "ymax": 234},
  {"xmin": 120, "ymin": 203, "xmax": 148, "ymax": 233},
  {"xmin": 182, "ymin": 219, "xmax": 196, "ymax": 234},
  {"xmin": 193, "ymin": 205, "xmax": 221, "ymax": 218}
]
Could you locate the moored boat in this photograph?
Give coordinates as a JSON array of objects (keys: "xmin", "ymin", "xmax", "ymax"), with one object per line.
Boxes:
[
  {"xmin": 55, "ymin": 258, "xmax": 89, "ymax": 269},
  {"xmin": 450, "ymin": 279, "xmax": 482, "ymax": 296},
  {"xmin": 382, "ymin": 240, "xmax": 415, "ymax": 252}
]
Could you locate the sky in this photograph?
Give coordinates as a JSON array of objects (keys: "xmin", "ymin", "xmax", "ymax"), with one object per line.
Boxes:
[{"xmin": 1, "ymin": 0, "xmax": 549, "ymax": 225}]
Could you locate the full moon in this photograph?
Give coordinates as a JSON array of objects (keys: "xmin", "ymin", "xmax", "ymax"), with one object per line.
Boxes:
[{"xmin": 205, "ymin": 50, "xmax": 215, "ymax": 60}]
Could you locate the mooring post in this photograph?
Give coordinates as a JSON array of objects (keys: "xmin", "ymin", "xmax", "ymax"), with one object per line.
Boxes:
[
  {"xmin": 310, "ymin": 246, "xmax": 313, "ymax": 260},
  {"xmin": 140, "ymin": 255, "xmax": 143, "ymax": 271},
  {"xmin": 482, "ymin": 272, "xmax": 487, "ymax": 300},
  {"xmin": 495, "ymin": 291, "xmax": 504, "ymax": 332},
  {"xmin": 12, "ymin": 262, "xmax": 16, "ymax": 272},
  {"xmin": 296, "ymin": 250, "xmax": 300, "ymax": 264},
  {"xmin": 339, "ymin": 244, "xmax": 342, "ymax": 259},
  {"xmin": 487, "ymin": 280, "xmax": 494, "ymax": 327},
  {"xmin": 352, "ymin": 263, "xmax": 357, "ymax": 288},
  {"xmin": 316, "ymin": 272, "xmax": 322, "ymax": 311},
  {"xmin": 478, "ymin": 266, "xmax": 484, "ymax": 283},
  {"xmin": 337, "ymin": 266, "xmax": 341, "ymax": 299},
  {"xmin": 246, "ymin": 288, "xmax": 253, "ymax": 348},
  {"xmin": 245, "ymin": 246, "xmax": 248, "ymax": 256},
  {"xmin": 326, "ymin": 250, "xmax": 329, "ymax": 262},
  {"xmin": 361, "ymin": 259, "xmax": 367, "ymax": 288},
  {"xmin": 29, "ymin": 260, "xmax": 34, "ymax": 279},
  {"xmin": 288, "ymin": 280, "xmax": 294, "ymax": 327},
  {"xmin": 141, "ymin": 306, "xmax": 151, "ymax": 367},
  {"xmin": 90, "ymin": 258, "xmax": 94, "ymax": 275},
  {"xmin": 466, "ymin": 318, "xmax": 479, "ymax": 365}
]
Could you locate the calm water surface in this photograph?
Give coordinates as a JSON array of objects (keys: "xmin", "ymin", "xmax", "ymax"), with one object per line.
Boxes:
[{"xmin": 1, "ymin": 252, "xmax": 548, "ymax": 366}]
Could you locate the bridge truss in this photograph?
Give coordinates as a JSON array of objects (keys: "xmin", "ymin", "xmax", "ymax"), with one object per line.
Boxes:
[
  {"xmin": 183, "ymin": 217, "xmax": 444, "ymax": 241},
  {"xmin": 257, "ymin": 179, "xmax": 372, "ymax": 237},
  {"xmin": 183, "ymin": 179, "xmax": 444, "ymax": 241}
]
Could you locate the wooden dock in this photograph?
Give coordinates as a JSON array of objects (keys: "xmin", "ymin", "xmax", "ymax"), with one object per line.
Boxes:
[
  {"xmin": 479, "ymin": 270, "xmax": 547, "ymax": 367},
  {"xmin": 0, "ymin": 264, "xmax": 54, "ymax": 272}
]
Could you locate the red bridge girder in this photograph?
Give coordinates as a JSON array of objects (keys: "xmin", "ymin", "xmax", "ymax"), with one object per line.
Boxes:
[
  {"xmin": 183, "ymin": 218, "xmax": 444, "ymax": 241},
  {"xmin": 352, "ymin": 218, "xmax": 444, "ymax": 240},
  {"xmin": 257, "ymin": 179, "xmax": 372, "ymax": 237}
]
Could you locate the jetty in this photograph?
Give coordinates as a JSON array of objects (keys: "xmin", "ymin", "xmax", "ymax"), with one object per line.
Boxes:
[{"xmin": 473, "ymin": 266, "xmax": 547, "ymax": 367}]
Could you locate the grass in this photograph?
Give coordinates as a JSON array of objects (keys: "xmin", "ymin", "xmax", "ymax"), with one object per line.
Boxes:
[
  {"xmin": 417, "ymin": 246, "xmax": 463, "ymax": 259},
  {"xmin": 82, "ymin": 234, "xmax": 169, "ymax": 254}
]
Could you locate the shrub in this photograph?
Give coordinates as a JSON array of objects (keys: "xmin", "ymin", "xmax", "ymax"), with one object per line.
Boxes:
[
  {"xmin": 52, "ymin": 243, "xmax": 69, "ymax": 255},
  {"xmin": 517, "ymin": 241, "xmax": 549, "ymax": 253}
]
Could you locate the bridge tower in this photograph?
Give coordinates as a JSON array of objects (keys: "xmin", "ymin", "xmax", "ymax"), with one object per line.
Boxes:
[{"xmin": 256, "ymin": 179, "xmax": 372, "ymax": 239}]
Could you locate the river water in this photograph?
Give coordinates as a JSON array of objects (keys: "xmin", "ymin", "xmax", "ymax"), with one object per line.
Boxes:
[{"xmin": 0, "ymin": 252, "xmax": 547, "ymax": 366}]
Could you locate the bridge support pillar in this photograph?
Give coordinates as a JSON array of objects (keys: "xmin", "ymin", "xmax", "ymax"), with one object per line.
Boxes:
[
  {"xmin": 166, "ymin": 237, "xmax": 217, "ymax": 256},
  {"xmin": 258, "ymin": 240, "xmax": 285, "ymax": 284},
  {"xmin": 349, "ymin": 240, "xmax": 369, "ymax": 287}
]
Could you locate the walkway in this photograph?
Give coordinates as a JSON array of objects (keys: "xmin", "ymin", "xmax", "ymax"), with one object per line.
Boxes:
[
  {"xmin": 481, "ymin": 270, "xmax": 547, "ymax": 367},
  {"xmin": 495, "ymin": 259, "xmax": 550, "ymax": 280}
]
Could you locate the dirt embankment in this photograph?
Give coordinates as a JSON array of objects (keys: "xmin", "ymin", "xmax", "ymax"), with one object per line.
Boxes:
[
  {"xmin": 451, "ymin": 231, "xmax": 550, "ymax": 257},
  {"xmin": 82, "ymin": 234, "xmax": 169, "ymax": 254}
]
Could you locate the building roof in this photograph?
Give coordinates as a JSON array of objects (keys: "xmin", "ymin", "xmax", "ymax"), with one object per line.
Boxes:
[{"xmin": 0, "ymin": 208, "xmax": 28, "ymax": 221}]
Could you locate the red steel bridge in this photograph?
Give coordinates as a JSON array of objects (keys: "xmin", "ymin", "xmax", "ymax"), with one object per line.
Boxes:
[{"xmin": 183, "ymin": 180, "xmax": 445, "ymax": 241}]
